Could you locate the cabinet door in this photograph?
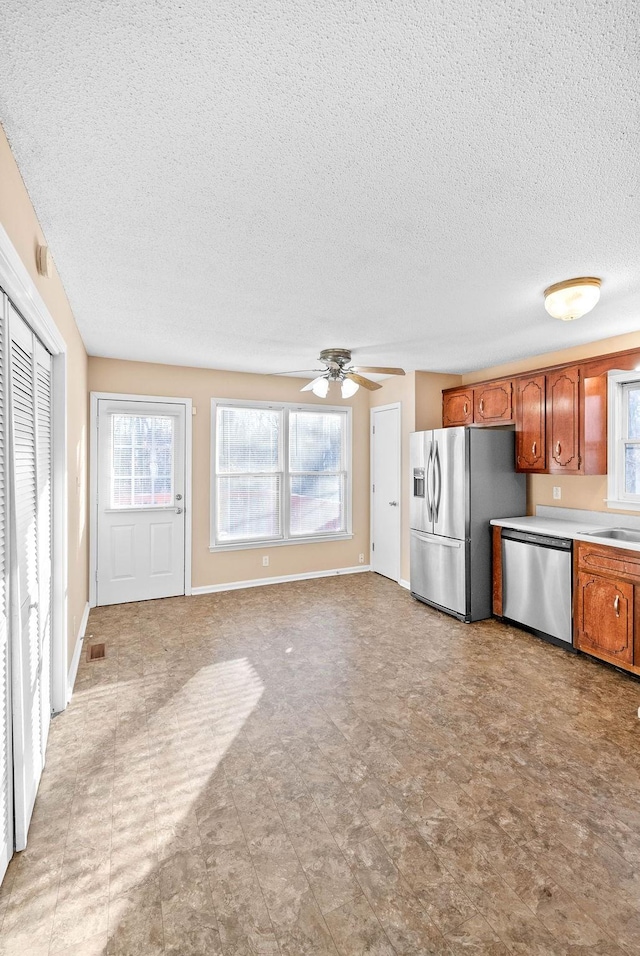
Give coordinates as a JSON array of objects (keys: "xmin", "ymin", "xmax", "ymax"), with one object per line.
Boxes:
[
  {"xmin": 547, "ymin": 366, "xmax": 581, "ymax": 473},
  {"xmin": 575, "ymin": 572, "xmax": 633, "ymax": 666},
  {"xmin": 474, "ymin": 381, "xmax": 513, "ymax": 424},
  {"xmin": 515, "ymin": 374, "xmax": 546, "ymax": 471},
  {"xmin": 442, "ymin": 388, "xmax": 473, "ymax": 427}
]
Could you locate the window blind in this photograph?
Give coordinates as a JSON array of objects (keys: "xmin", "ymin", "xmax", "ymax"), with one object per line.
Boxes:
[
  {"xmin": 212, "ymin": 402, "xmax": 349, "ymax": 547},
  {"xmin": 289, "ymin": 411, "xmax": 346, "ymax": 536}
]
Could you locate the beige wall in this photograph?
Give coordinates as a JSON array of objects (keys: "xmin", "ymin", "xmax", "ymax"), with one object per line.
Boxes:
[
  {"xmin": 461, "ymin": 330, "xmax": 640, "ymax": 517},
  {"xmin": 89, "ymin": 357, "xmax": 373, "ymax": 587},
  {"xmin": 462, "ymin": 330, "xmax": 640, "ymax": 387},
  {"xmin": 415, "ymin": 371, "xmax": 463, "ymax": 430},
  {"xmin": 0, "ymin": 126, "xmax": 89, "ymax": 664}
]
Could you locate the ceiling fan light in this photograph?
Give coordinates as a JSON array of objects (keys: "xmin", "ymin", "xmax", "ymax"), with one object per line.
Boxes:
[
  {"xmin": 311, "ymin": 376, "xmax": 329, "ymax": 397},
  {"xmin": 544, "ymin": 277, "xmax": 601, "ymax": 321},
  {"xmin": 341, "ymin": 377, "xmax": 359, "ymax": 398}
]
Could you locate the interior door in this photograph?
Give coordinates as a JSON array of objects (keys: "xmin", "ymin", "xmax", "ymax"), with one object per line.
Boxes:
[
  {"xmin": 96, "ymin": 399, "xmax": 186, "ymax": 606},
  {"xmin": 9, "ymin": 305, "xmax": 52, "ymax": 851},
  {"xmin": 371, "ymin": 405, "xmax": 401, "ymax": 581}
]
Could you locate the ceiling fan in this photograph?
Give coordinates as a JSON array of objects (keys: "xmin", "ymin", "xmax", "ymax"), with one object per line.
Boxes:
[{"xmin": 275, "ymin": 348, "xmax": 405, "ymax": 398}]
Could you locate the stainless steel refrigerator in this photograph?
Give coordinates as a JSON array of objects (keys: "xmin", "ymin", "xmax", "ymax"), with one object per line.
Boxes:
[{"xmin": 410, "ymin": 427, "xmax": 525, "ymax": 622}]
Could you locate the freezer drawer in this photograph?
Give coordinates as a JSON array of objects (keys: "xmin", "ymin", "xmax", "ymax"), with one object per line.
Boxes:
[{"xmin": 410, "ymin": 530, "xmax": 466, "ymax": 616}]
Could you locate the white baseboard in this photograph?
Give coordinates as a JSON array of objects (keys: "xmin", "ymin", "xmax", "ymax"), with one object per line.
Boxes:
[
  {"xmin": 399, "ymin": 579, "xmax": 410, "ymax": 590},
  {"xmin": 191, "ymin": 565, "xmax": 371, "ymax": 595},
  {"xmin": 67, "ymin": 601, "xmax": 90, "ymax": 701}
]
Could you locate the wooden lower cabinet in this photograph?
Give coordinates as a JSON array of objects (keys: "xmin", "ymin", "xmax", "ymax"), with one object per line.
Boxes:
[
  {"xmin": 492, "ymin": 525, "xmax": 503, "ymax": 616},
  {"xmin": 574, "ymin": 572, "xmax": 634, "ymax": 666},
  {"xmin": 574, "ymin": 541, "xmax": 640, "ymax": 674}
]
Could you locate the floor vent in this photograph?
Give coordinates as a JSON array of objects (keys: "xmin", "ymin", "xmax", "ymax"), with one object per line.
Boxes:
[{"xmin": 87, "ymin": 642, "xmax": 106, "ymax": 662}]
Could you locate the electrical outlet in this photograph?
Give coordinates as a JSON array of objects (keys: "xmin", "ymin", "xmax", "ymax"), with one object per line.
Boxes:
[
  {"xmin": 553, "ymin": 486, "xmax": 561, "ymax": 500},
  {"xmin": 262, "ymin": 556, "xmax": 269, "ymax": 567},
  {"xmin": 358, "ymin": 553, "xmax": 365, "ymax": 564}
]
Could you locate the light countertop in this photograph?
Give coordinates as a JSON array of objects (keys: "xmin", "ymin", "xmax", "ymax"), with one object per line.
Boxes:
[{"xmin": 490, "ymin": 507, "xmax": 640, "ymax": 553}]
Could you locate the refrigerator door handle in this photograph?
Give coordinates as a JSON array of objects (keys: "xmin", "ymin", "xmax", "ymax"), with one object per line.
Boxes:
[
  {"xmin": 426, "ymin": 441, "xmax": 434, "ymax": 523},
  {"xmin": 434, "ymin": 441, "xmax": 442, "ymax": 523},
  {"xmin": 411, "ymin": 529, "xmax": 461, "ymax": 548}
]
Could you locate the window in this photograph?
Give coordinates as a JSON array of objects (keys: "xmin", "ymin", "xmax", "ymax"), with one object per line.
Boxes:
[
  {"xmin": 607, "ymin": 370, "xmax": 640, "ymax": 509},
  {"xmin": 111, "ymin": 413, "xmax": 174, "ymax": 508},
  {"xmin": 211, "ymin": 400, "xmax": 351, "ymax": 548}
]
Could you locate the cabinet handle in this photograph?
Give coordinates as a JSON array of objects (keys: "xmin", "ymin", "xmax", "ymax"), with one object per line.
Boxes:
[
  {"xmin": 555, "ymin": 441, "xmax": 561, "ymax": 456},
  {"xmin": 532, "ymin": 441, "xmax": 537, "ymax": 457},
  {"xmin": 479, "ymin": 399, "xmax": 484, "ymax": 413},
  {"xmin": 463, "ymin": 402, "xmax": 468, "ymax": 415},
  {"xmin": 614, "ymin": 595, "xmax": 620, "ymax": 617}
]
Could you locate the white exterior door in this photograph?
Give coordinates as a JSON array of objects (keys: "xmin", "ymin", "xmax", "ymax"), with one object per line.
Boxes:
[
  {"xmin": 9, "ymin": 305, "xmax": 52, "ymax": 851},
  {"xmin": 371, "ymin": 404, "xmax": 401, "ymax": 582},
  {"xmin": 96, "ymin": 399, "xmax": 186, "ymax": 606}
]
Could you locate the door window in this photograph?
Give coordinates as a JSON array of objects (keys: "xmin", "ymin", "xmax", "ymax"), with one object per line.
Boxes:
[{"xmin": 110, "ymin": 414, "xmax": 174, "ymax": 508}]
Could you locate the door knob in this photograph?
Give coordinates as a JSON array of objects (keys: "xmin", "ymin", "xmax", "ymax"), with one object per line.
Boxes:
[{"xmin": 389, "ymin": 501, "xmax": 398, "ymax": 506}]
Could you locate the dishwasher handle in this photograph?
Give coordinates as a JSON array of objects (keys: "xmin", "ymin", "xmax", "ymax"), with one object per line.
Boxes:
[{"xmin": 500, "ymin": 528, "xmax": 572, "ymax": 551}]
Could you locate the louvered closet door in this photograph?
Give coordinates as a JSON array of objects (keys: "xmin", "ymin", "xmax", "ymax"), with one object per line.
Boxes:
[
  {"xmin": 9, "ymin": 304, "xmax": 51, "ymax": 850},
  {"xmin": 35, "ymin": 341, "xmax": 52, "ymax": 758},
  {"xmin": 0, "ymin": 295, "xmax": 12, "ymax": 883}
]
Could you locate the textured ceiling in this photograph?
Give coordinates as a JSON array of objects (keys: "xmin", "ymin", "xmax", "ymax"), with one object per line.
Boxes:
[{"xmin": 0, "ymin": 0, "xmax": 638, "ymax": 375}]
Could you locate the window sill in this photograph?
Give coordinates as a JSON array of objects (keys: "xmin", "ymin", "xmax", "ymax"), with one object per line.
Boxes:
[
  {"xmin": 209, "ymin": 532, "xmax": 353, "ymax": 552},
  {"xmin": 605, "ymin": 498, "xmax": 640, "ymax": 513}
]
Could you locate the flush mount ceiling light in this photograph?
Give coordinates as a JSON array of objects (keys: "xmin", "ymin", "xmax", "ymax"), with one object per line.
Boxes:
[{"xmin": 544, "ymin": 276, "xmax": 601, "ymax": 322}]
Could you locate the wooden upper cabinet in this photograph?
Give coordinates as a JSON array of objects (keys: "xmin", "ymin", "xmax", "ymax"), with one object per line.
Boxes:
[
  {"xmin": 439, "ymin": 361, "xmax": 606, "ymax": 473},
  {"xmin": 442, "ymin": 388, "xmax": 474, "ymax": 427},
  {"xmin": 474, "ymin": 380, "xmax": 513, "ymax": 425},
  {"xmin": 515, "ymin": 374, "xmax": 546, "ymax": 472},
  {"xmin": 574, "ymin": 571, "xmax": 634, "ymax": 666},
  {"xmin": 582, "ymin": 374, "xmax": 607, "ymax": 475},
  {"xmin": 547, "ymin": 366, "xmax": 581, "ymax": 473}
]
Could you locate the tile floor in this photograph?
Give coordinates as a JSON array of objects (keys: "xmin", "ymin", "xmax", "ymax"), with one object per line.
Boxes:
[{"xmin": 1, "ymin": 572, "xmax": 640, "ymax": 955}]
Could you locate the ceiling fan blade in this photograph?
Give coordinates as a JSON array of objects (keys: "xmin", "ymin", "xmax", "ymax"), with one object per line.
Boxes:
[
  {"xmin": 345, "ymin": 372, "xmax": 382, "ymax": 391},
  {"xmin": 351, "ymin": 366, "xmax": 405, "ymax": 375},
  {"xmin": 269, "ymin": 368, "xmax": 324, "ymax": 376},
  {"xmin": 300, "ymin": 375, "xmax": 328, "ymax": 392}
]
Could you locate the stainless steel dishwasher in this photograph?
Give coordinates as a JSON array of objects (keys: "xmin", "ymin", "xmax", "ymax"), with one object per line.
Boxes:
[{"xmin": 501, "ymin": 528, "xmax": 573, "ymax": 646}]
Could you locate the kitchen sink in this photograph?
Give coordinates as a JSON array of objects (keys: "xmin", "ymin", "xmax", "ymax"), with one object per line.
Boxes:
[{"xmin": 583, "ymin": 527, "xmax": 640, "ymax": 543}]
